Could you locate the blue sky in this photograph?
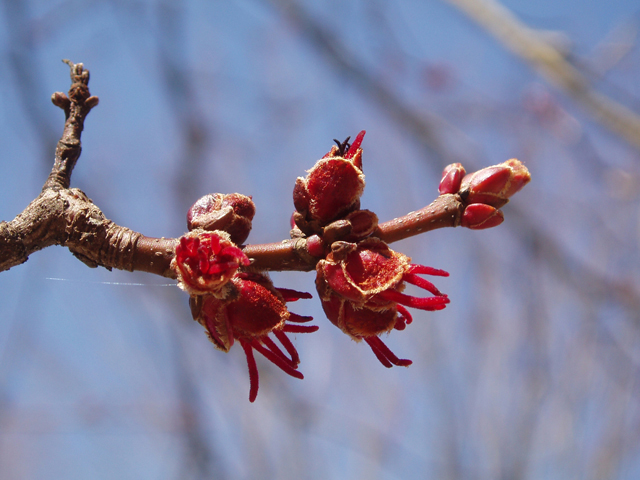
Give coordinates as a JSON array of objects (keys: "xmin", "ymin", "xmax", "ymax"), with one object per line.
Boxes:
[{"xmin": 1, "ymin": 1, "xmax": 639, "ymax": 479}]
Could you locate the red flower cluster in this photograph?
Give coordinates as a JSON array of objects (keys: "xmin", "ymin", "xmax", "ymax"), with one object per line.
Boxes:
[
  {"xmin": 173, "ymin": 195, "xmax": 317, "ymax": 402},
  {"xmin": 293, "ymin": 131, "xmax": 366, "ymax": 235},
  {"xmin": 190, "ymin": 272, "xmax": 317, "ymax": 402},
  {"xmin": 294, "ymin": 132, "xmax": 450, "ymax": 366},
  {"xmin": 171, "ymin": 133, "xmax": 531, "ymax": 402},
  {"xmin": 316, "ymin": 238, "xmax": 448, "ymax": 366},
  {"xmin": 173, "ymin": 230, "xmax": 249, "ymax": 296}
]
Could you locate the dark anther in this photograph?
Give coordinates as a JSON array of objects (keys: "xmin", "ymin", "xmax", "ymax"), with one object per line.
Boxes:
[{"xmin": 332, "ymin": 136, "xmax": 351, "ymax": 156}]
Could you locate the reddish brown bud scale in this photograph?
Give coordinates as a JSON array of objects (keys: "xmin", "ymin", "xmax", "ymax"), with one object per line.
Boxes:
[
  {"xmin": 461, "ymin": 204, "xmax": 504, "ymax": 229},
  {"xmin": 187, "ymin": 193, "xmax": 255, "ymax": 244}
]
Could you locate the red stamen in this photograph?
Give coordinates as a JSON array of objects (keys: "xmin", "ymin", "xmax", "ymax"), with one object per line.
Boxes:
[
  {"xmin": 377, "ymin": 289, "xmax": 449, "ymax": 311},
  {"xmin": 365, "ymin": 336, "xmax": 393, "ymax": 368},
  {"xmin": 240, "ymin": 340, "xmax": 259, "ymax": 403},
  {"xmin": 283, "ymin": 324, "xmax": 319, "ymax": 334},
  {"xmin": 262, "ymin": 335, "xmax": 297, "ymax": 368},
  {"xmin": 365, "ymin": 336, "xmax": 412, "ymax": 367},
  {"xmin": 394, "ymin": 317, "xmax": 407, "ymax": 330},
  {"xmin": 408, "ymin": 264, "xmax": 449, "ymax": 277},
  {"xmin": 273, "ymin": 330, "xmax": 300, "ymax": 366},
  {"xmin": 251, "ymin": 340, "xmax": 304, "ymax": 379},
  {"xmin": 276, "ymin": 288, "xmax": 313, "ymax": 302},
  {"xmin": 396, "ymin": 304, "xmax": 413, "ymax": 325},
  {"xmin": 287, "ymin": 313, "xmax": 314, "ymax": 323},
  {"xmin": 403, "ymin": 272, "xmax": 443, "ymax": 296},
  {"xmin": 345, "ymin": 130, "xmax": 366, "ymax": 160}
]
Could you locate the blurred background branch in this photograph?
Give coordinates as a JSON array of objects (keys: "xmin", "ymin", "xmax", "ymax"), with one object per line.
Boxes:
[{"xmin": 442, "ymin": 0, "xmax": 640, "ymax": 152}]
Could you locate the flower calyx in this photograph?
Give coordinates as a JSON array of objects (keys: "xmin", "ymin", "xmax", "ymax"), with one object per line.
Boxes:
[
  {"xmin": 316, "ymin": 237, "xmax": 449, "ymax": 367},
  {"xmin": 189, "ymin": 272, "xmax": 317, "ymax": 402}
]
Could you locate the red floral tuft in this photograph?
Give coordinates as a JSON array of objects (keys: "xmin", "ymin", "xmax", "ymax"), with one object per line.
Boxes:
[
  {"xmin": 172, "ymin": 230, "xmax": 250, "ymax": 296},
  {"xmin": 316, "ymin": 237, "xmax": 449, "ymax": 367},
  {"xmin": 190, "ymin": 272, "xmax": 317, "ymax": 402}
]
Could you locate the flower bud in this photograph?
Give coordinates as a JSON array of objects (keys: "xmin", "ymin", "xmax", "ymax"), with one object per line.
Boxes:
[
  {"xmin": 172, "ymin": 230, "xmax": 249, "ymax": 296},
  {"xmin": 438, "ymin": 163, "xmax": 466, "ymax": 195},
  {"xmin": 316, "ymin": 237, "xmax": 449, "ymax": 367},
  {"xmin": 293, "ymin": 131, "xmax": 366, "ymax": 234},
  {"xmin": 460, "ymin": 158, "xmax": 531, "ymax": 208},
  {"xmin": 190, "ymin": 272, "xmax": 317, "ymax": 402},
  {"xmin": 187, "ymin": 193, "xmax": 255, "ymax": 245},
  {"xmin": 461, "ymin": 204, "xmax": 504, "ymax": 230}
]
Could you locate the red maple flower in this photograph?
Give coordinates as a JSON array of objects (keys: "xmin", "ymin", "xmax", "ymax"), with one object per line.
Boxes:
[
  {"xmin": 316, "ymin": 237, "xmax": 449, "ymax": 367},
  {"xmin": 191, "ymin": 272, "xmax": 318, "ymax": 402},
  {"xmin": 172, "ymin": 230, "xmax": 250, "ymax": 296}
]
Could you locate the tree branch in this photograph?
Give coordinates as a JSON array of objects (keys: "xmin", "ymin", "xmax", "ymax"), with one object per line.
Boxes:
[{"xmin": 0, "ymin": 61, "xmax": 519, "ymax": 279}]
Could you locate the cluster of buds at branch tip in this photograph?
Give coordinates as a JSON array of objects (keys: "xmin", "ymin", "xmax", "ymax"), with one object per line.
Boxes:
[
  {"xmin": 438, "ymin": 159, "xmax": 531, "ymax": 229},
  {"xmin": 173, "ymin": 194, "xmax": 317, "ymax": 402}
]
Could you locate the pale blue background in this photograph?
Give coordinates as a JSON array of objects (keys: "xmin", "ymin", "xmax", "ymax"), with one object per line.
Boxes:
[{"xmin": 0, "ymin": 1, "xmax": 639, "ymax": 479}]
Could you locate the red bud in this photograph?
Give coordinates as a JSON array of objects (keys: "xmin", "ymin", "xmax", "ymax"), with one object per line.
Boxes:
[
  {"xmin": 187, "ymin": 193, "xmax": 255, "ymax": 245},
  {"xmin": 461, "ymin": 204, "xmax": 504, "ymax": 229},
  {"xmin": 460, "ymin": 158, "xmax": 531, "ymax": 208},
  {"xmin": 439, "ymin": 163, "xmax": 466, "ymax": 195}
]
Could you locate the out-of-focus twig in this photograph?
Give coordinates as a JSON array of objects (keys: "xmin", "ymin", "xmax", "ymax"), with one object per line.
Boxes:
[
  {"xmin": 268, "ymin": 0, "xmax": 474, "ymax": 167},
  {"xmin": 441, "ymin": 0, "xmax": 640, "ymax": 152}
]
